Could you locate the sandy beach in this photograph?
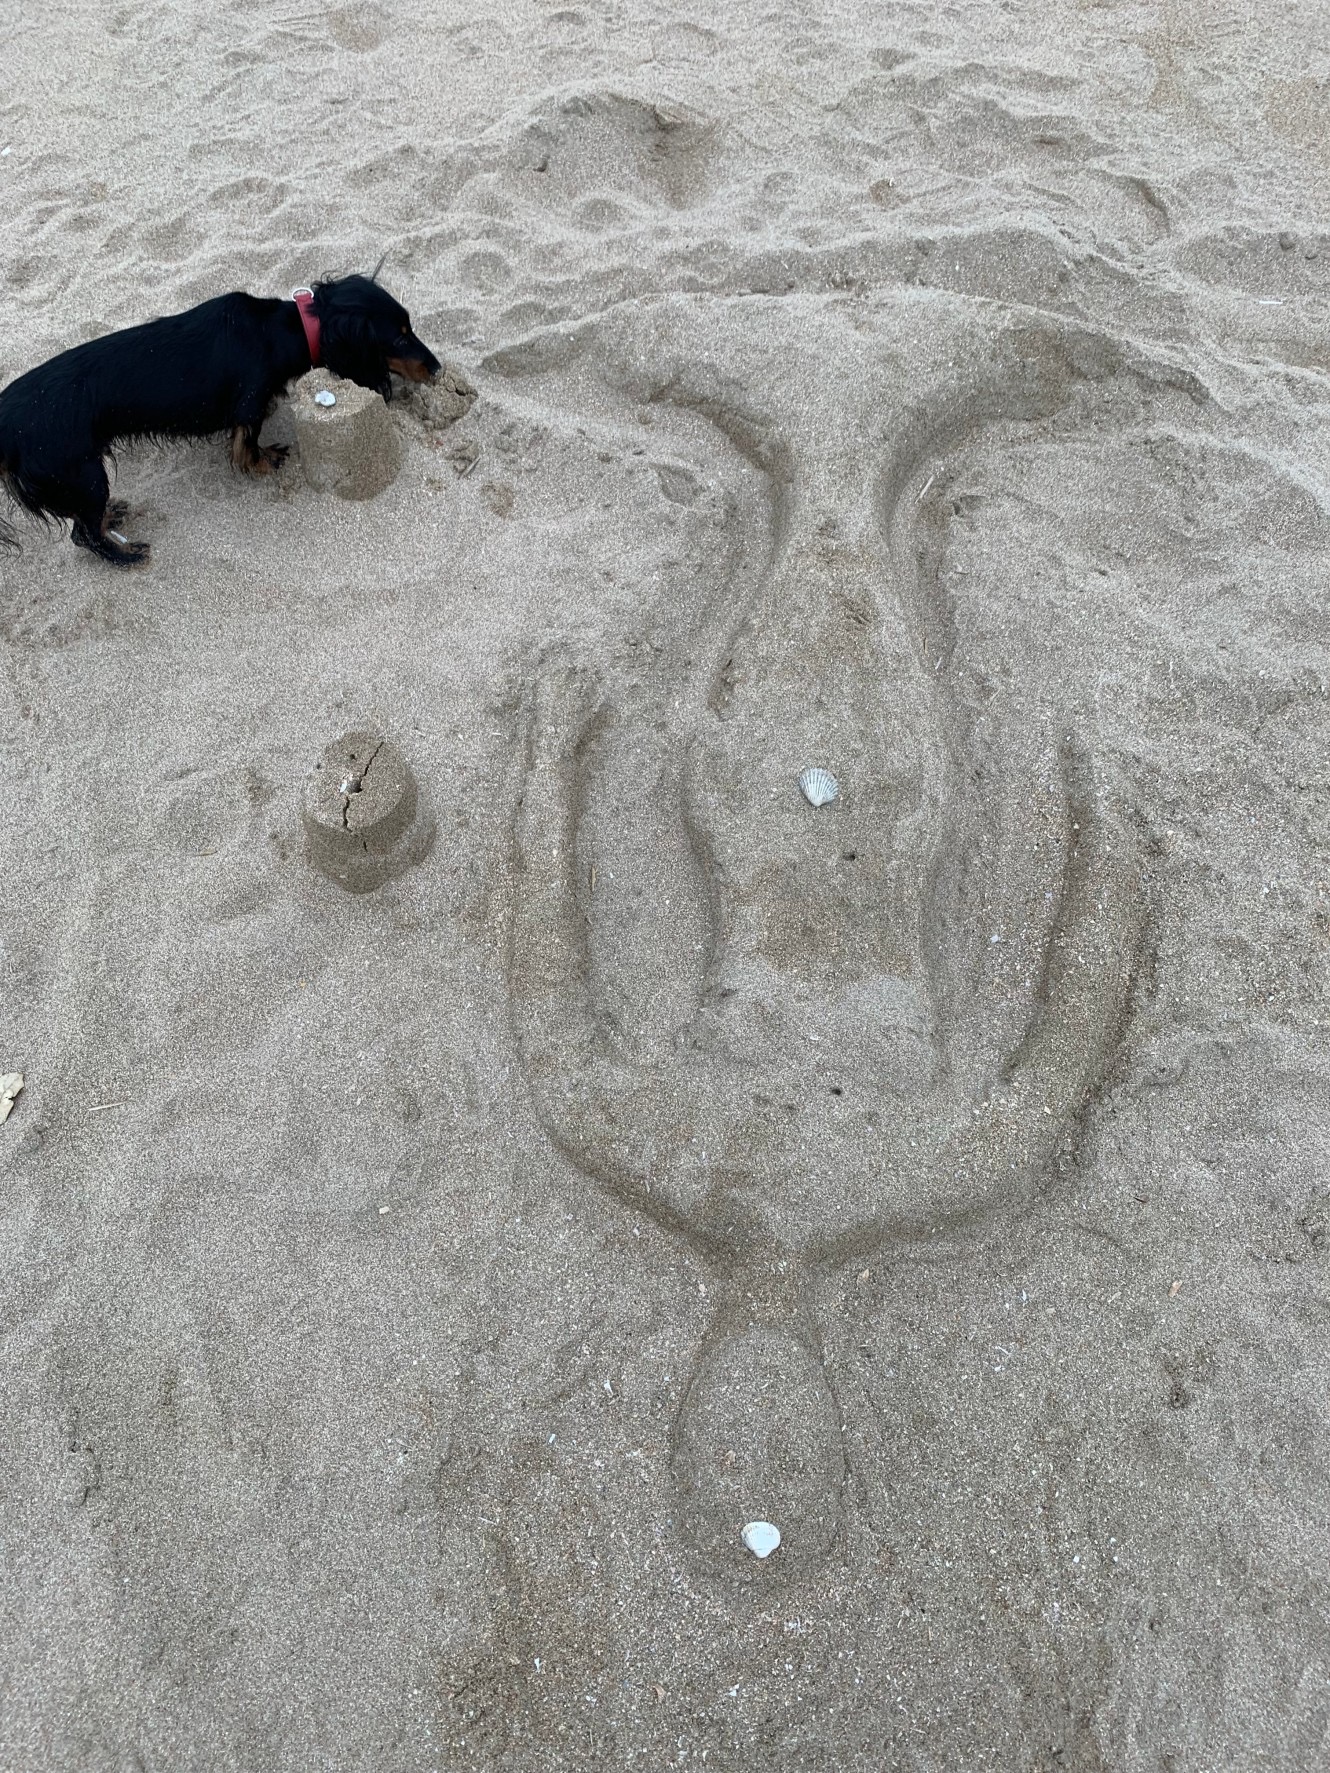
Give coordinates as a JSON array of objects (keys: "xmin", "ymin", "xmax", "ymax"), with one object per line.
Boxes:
[{"xmin": 3, "ymin": 1, "xmax": 1330, "ymax": 1767}]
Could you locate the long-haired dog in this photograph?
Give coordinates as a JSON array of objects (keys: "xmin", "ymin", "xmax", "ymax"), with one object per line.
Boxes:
[{"xmin": 0, "ymin": 273, "xmax": 440, "ymax": 567}]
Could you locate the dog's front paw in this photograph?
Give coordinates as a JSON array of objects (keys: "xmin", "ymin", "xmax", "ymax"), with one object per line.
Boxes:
[{"xmin": 259, "ymin": 444, "xmax": 289, "ymax": 473}]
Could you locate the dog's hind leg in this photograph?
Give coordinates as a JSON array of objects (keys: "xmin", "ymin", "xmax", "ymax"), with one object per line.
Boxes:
[{"xmin": 55, "ymin": 458, "xmax": 150, "ymax": 568}]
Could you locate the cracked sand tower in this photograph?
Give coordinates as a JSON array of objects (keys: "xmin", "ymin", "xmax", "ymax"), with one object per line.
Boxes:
[{"xmin": 302, "ymin": 732, "xmax": 435, "ymax": 893}]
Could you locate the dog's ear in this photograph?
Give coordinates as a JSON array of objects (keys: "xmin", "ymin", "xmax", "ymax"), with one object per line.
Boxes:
[{"xmin": 319, "ymin": 312, "xmax": 394, "ymax": 402}]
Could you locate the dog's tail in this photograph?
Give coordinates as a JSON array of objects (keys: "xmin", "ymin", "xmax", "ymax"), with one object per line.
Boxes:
[
  {"xmin": 0, "ymin": 450, "xmax": 38, "ymax": 551},
  {"xmin": 0, "ymin": 481, "xmax": 20, "ymax": 551},
  {"xmin": 0, "ymin": 438, "xmax": 22, "ymax": 549}
]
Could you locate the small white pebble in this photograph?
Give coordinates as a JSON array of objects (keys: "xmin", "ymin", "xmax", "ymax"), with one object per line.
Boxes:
[{"xmin": 314, "ymin": 389, "xmax": 337, "ymax": 407}]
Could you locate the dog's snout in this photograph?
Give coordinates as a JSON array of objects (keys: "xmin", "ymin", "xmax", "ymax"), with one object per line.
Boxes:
[
  {"xmin": 387, "ymin": 353, "xmax": 438, "ymax": 384},
  {"xmin": 387, "ymin": 335, "xmax": 441, "ymax": 383}
]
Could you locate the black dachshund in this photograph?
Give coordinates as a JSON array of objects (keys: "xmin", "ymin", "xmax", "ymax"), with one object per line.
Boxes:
[{"xmin": 0, "ymin": 274, "xmax": 440, "ymax": 567}]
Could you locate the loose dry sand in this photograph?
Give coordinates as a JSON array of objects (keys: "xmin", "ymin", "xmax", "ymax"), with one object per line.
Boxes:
[{"xmin": 3, "ymin": 3, "xmax": 1330, "ymax": 1769}]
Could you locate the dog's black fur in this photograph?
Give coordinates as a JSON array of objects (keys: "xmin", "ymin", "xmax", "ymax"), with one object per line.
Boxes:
[{"xmin": 0, "ymin": 274, "xmax": 440, "ymax": 567}]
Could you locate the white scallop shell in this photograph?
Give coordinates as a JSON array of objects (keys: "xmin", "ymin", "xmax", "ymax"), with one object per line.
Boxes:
[
  {"xmin": 798, "ymin": 767, "xmax": 839, "ymax": 808},
  {"xmin": 0, "ymin": 1072, "xmax": 23, "ymax": 1126},
  {"xmin": 741, "ymin": 1520, "xmax": 782, "ymax": 1559},
  {"xmin": 314, "ymin": 389, "xmax": 337, "ymax": 408}
]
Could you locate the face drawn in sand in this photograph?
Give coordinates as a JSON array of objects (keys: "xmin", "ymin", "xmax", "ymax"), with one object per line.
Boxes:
[{"xmin": 495, "ymin": 293, "xmax": 1151, "ymax": 1573}]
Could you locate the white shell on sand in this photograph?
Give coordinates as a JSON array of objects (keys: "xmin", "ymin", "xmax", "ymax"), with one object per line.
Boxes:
[
  {"xmin": 314, "ymin": 389, "xmax": 337, "ymax": 407},
  {"xmin": 0, "ymin": 1073, "xmax": 24, "ymax": 1125},
  {"xmin": 798, "ymin": 767, "xmax": 839, "ymax": 808},
  {"xmin": 741, "ymin": 1520, "xmax": 782, "ymax": 1559}
]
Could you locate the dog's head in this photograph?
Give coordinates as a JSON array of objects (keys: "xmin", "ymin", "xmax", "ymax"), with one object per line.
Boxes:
[{"xmin": 311, "ymin": 274, "xmax": 441, "ymax": 401}]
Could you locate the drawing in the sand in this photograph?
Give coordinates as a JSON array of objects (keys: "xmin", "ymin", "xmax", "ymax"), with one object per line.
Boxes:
[{"xmin": 503, "ymin": 292, "xmax": 1148, "ymax": 1570}]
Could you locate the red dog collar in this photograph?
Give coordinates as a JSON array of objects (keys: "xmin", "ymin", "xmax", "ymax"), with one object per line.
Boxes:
[{"xmin": 292, "ymin": 287, "xmax": 321, "ymax": 366}]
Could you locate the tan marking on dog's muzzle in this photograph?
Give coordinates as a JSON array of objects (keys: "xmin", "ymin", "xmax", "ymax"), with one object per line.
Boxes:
[{"xmin": 387, "ymin": 357, "xmax": 436, "ymax": 383}]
